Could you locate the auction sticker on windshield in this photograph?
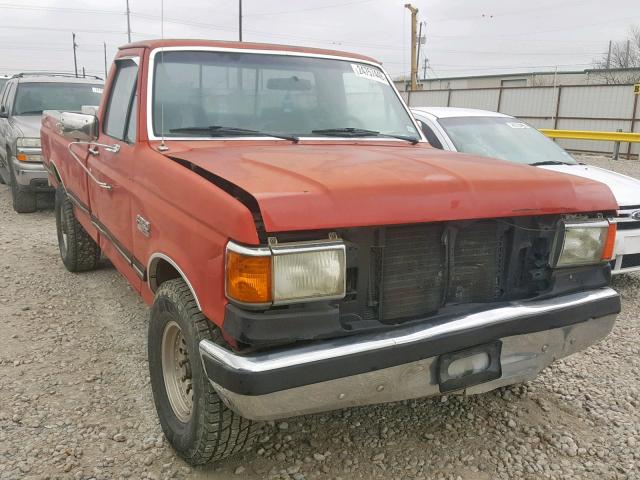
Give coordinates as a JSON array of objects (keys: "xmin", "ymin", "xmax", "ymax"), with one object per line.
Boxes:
[{"xmin": 351, "ymin": 64, "xmax": 388, "ymax": 84}]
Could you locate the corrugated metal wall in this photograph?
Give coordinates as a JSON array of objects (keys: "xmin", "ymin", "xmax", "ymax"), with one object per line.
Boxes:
[{"xmin": 404, "ymin": 84, "xmax": 640, "ymax": 157}]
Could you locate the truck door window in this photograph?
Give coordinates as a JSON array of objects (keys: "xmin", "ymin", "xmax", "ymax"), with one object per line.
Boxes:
[{"xmin": 104, "ymin": 59, "xmax": 138, "ymax": 141}]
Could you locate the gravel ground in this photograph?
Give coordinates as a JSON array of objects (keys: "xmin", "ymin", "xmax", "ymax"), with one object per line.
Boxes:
[
  {"xmin": 0, "ymin": 154, "xmax": 639, "ymax": 480},
  {"xmin": 575, "ymin": 153, "xmax": 640, "ymax": 180}
]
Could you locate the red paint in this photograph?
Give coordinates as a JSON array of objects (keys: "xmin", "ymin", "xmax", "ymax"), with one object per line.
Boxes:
[
  {"xmin": 167, "ymin": 141, "xmax": 618, "ymax": 232},
  {"xmin": 40, "ymin": 39, "xmax": 618, "ymax": 334}
]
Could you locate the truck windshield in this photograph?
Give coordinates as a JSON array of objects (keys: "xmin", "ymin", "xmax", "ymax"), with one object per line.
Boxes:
[
  {"xmin": 152, "ymin": 50, "xmax": 419, "ymax": 141},
  {"xmin": 438, "ymin": 116, "xmax": 578, "ymax": 165},
  {"xmin": 13, "ymin": 82, "xmax": 103, "ymax": 115}
]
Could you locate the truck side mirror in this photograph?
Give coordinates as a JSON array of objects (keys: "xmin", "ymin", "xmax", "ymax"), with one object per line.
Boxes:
[
  {"xmin": 60, "ymin": 111, "xmax": 99, "ymax": 142},
  {"xmin": 0, "ymin": 107, "xmax": 8, "ymax": 119}
]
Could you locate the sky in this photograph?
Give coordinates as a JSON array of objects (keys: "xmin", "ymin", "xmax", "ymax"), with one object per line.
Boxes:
[{"xmin": 0, "ymin": 0, "xmax": 638, "ymax": 80}]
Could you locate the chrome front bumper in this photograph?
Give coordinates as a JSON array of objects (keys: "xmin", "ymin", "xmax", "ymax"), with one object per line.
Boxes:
[
  {"xmin": 200, "ymin": 288, "xmax": 619, "ymax": 421},
  {"xmin": 10, "ymin": 157, "xmax": 50, "ymax": 189}
]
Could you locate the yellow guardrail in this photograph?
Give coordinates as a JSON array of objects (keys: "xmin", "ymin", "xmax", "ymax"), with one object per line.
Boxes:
[{"xmin": 539, "ymin": 129, "xmax": 640, "ymax": 142}]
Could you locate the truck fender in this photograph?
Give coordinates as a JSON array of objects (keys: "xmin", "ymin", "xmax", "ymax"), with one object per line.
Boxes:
[{"xmin": 147, "ymin": 253, "xmax": 202, "ymax": 311}]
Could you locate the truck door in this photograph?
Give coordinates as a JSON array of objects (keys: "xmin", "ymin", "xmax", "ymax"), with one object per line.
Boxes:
[{"xmin": 87, "ymin": 56, "xmax": 142, "ymax": 289}]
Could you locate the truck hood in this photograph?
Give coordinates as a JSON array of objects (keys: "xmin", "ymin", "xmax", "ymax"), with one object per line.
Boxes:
[
  {"xmin": 10, "ymin": 115, "xmax": 42, "ymax": 139},
  {"xmin": 538, "ymin": 164, "xmax": 640, "ymax": 209},
  {"xmin": 164, "ymin": 142, "xmax": 618, "ymax": 232}
]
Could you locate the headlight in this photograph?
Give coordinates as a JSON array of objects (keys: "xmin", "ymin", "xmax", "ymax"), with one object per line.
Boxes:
[
  {"xmin": 554, "ymin": 220, "xmax": 616, "ymax": 267},
  {"xmin": 16, "ymin": 137, "xmax": 41, "ymax": 148},
  {"xmin": 226, "ymin": 238, "xmax": 346, "ymax": 306},
  {"xmin": 16, "ymin": 137, "xmax": 42, "ymax": 162}
]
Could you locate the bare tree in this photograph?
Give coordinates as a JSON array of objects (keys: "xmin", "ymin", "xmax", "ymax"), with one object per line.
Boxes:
[{"xmin": 592, "ymin": 26, "xmax": 640, "ymax": 84}]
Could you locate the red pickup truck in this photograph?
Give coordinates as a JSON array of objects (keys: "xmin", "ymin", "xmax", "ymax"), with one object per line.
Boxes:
[{"xmin": 41, "ymin": 39, "xmax": 621, "ymax": 465}]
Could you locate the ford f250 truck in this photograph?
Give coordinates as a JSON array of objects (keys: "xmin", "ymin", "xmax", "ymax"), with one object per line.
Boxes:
[{"xmin": 41, "ymin": 39, "xmax": 621, "ymax": 465}]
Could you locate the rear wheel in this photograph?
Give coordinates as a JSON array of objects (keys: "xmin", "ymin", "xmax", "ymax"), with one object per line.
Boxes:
[
  {"xmin": 9, "ymin": 163, "xmax": 36, "ymax": 213},
  {"xmin": 149, "ymin": 279, "xmax": 257, "ymax": 465},
  {"xmin": 55, "ymin": 186, "xmax": 100, "ymax": 272}
]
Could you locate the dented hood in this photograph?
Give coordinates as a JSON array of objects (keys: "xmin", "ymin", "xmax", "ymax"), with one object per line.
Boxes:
[{"xmin": 163, "ymin": 142, "xmax": 618, "ymax": 232}]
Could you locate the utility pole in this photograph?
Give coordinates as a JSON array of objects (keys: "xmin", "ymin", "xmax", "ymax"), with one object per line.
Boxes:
[
  {"xmin": 82, "ymin": 67, "xmax": 86, "ymax": 78},
  {"xmin": 126, "ymin": 0, "xmax": 132, "ymax": 43},
  {"xmin": 423, "ymin": 57, "xmax": 427, "ymax": 80},
  {"xmin": 416, "ymin": 20, "xmax": 423, "ymax": 80},
  {"xmin": 103, "ymin": 42, "xmax": 108, "ymax": 79},
  {"xmin": 404, "ymin": 4, "xmax": 418, "ymax": 90},
  {"xmin": 606, "ymin": 40, "xmax": 612, "ymax": 69},
  {"xmin": 72, "ymin": 32, "xmax": 78, "ymax": 78},
  {"xmin": 238, "ymin": 0, "xmax": 243, "ymax": 41}
]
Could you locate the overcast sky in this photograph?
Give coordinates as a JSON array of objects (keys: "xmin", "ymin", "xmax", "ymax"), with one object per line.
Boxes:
[{"xmin": 0, "ymin": 0, "xmax": 638, "ymax": 80}]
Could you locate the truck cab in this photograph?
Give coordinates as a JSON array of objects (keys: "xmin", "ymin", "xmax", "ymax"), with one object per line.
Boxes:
[{"xmin": 41, "ymin": 39, "xmax": 621, "ymax": 466}]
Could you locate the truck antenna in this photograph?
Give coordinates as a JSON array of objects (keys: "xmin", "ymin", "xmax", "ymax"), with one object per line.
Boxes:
[{"xmin": 158, "ymin": 0, "xmax": 169, "ymax": 152}]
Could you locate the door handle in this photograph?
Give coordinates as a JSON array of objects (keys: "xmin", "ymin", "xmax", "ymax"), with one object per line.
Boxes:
[
  {"xmin": 67, "ymin": 141, "xmax": 112, "ymax": 190},
  {"xmin": 88, "ymin": 143, "xmax": 120, "ymax": 156},
  {"xmin": 104, "ymin": 144, "xmax": 120, "ymax": 153}
]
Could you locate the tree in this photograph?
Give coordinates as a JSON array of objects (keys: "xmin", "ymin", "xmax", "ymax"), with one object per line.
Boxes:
[{"xmin": 592, "ymin": 26, "xmax": 640, "ymax": 84}]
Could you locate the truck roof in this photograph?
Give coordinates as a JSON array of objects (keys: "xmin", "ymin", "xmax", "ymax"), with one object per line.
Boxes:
[{"xmin": 119, "ymin": 38, "xmax": 381, "ymax": 65}]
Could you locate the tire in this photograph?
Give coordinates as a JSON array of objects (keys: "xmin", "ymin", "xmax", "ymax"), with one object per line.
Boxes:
[
  {"xmin": 55, "ymin": 186, "xmax": 100, "ymax": 272},
  {"xmin": 149, "ymin": 279, "xmax": 257, "ymax": 465},
  {"xmin": 9, "ymin": 162, "xmax": 36, "ymax": 213}
]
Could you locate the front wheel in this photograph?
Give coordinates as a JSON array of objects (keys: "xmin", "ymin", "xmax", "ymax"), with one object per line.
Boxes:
[
  {"xmin": 148, "ymin": 279, "xmax": 257, "ymax": 465},
  {"xmin": 9, "ymin": 163, "xmax": 36, "ymax": 213}
]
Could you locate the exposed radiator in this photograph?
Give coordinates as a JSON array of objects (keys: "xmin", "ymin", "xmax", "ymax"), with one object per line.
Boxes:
[{"xmin": 378, "ymin": 221, "xmax": 506, "ymax": 322}]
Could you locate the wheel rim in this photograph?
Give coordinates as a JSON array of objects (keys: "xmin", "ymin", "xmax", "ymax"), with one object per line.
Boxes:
[{"xmin": 161, "ymin": 321, "xmax": 193, "ymax": 423}]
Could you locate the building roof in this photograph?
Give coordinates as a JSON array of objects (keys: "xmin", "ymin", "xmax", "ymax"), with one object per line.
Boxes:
[
  {"xmin": 409, "ymin": 67, "xmax": 640, "ymax": 83},
  {"xmin": 119, "ymin": 39, "xmax": 380, "ymax": 64}
]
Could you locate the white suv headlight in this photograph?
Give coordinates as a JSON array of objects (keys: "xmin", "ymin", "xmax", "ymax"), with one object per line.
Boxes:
[
  {"xmin": 554, "ymin": 220, "xmax": 616, "ymax": 267},
  {"xmin": 226, "ymin": 238, "xmax": 346, "ymax": 306},
  {"xmin": 16, "ymin": 137, "xmax": 41, "ymax": 148}
]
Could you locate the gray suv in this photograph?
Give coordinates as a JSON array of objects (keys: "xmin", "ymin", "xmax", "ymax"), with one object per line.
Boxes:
[{"xmin": 0, "ymin": 73, "xmax": 103, "ymax": 212}]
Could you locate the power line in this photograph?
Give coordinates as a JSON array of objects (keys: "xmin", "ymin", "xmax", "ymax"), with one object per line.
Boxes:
[
  {"xmin": 429, "ymin": 0, "xmax": 589, "ymax": 23},
  {"xmin": 427, "ymin": 63, "xmax": 594, "ymax": 71},
  {"xmin": 0, "ymin": 24, "xmax": 126, "ymax": 35},
  {"xmin": 428, "ymin": 15, "xmax": 640, "ymax": 39},
  {"xmin": 245, "ymin": 0, "xmax": 375, "ymax": 17},
  {"xmin": 0, "ymin": 3, "xmax": 123, "ymax": 15}
]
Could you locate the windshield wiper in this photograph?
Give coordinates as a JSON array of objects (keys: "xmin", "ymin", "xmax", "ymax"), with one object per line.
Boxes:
[
  {"xmin": 529, "ymin": 160, "xmax": 575, "ymax": 166},
  {"xmin": 168, "ymin": 125, "xmax": 299, "ymax": 143},
  {"xmin": 311, "ymin": 127, "xmax": 419, "ymax": 144},
  {"xmin": 18, "ymin": 110, "xmax": 43, "ymax": 115}
]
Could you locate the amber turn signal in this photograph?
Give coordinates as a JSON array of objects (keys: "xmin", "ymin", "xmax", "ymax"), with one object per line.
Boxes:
[
  {"xmin": 226, "ymin": 250, "xmax": 272, "ymax": 304},
  {"xmin": 601, "ymin": 222, "xmax": 617, "ymax": 261},
  {"xmin": 16, "ymin": 152, "xmax": 28, "ymax": 162}
]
